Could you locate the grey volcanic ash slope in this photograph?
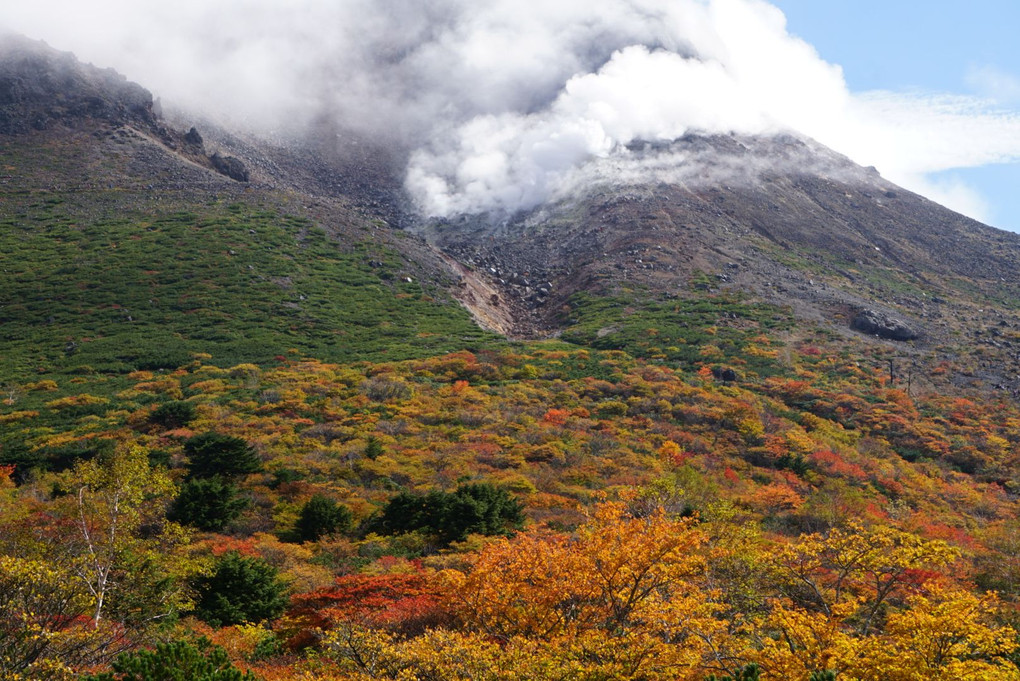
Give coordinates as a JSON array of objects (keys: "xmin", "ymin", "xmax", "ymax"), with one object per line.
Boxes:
[{"xmin": 430, "ymin": 133, "xmax": 1020, "ymax": 347}]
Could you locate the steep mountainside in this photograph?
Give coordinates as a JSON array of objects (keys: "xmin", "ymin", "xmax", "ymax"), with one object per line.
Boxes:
[
  {"xmin": 0, "ymin": 36, "xmax": 496, "ymax": 379},
  {"xmin": 430, "ymin": 134, "xmax": 1020, "ymax": 395},
  {"xmin": 6, "ymin": 34, "xmax": 1019, "ymax": 392}
]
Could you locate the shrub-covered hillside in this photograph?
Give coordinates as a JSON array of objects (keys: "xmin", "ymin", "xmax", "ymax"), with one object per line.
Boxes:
[
  {"xmin": 0, "ymin": 133, "xmax": 494, "ymax": 381},
  {"xmin": 5, "ymin": 323, "xmax": 1020, "ymax": 678},
  {"xmin": 5, "ymin": 44, "xmax": 1020, "ymax": 679}
]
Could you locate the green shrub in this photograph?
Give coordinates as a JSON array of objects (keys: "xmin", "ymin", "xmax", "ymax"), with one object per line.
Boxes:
[
  {"xmin": 364, "ymin": 435, "xmax": 384, "ymax": 460},
  {"xmin": 132, "ymin": 347, "xmax": 192, "ymax": 372},
  {"xmin": 149, "ymin": 401, "xmax": 197, "ymax": 429},
  {"xmin": 184, "ymin": 433, "xmax": 262, "ymax": 480},
  {"xmin": 80, "ymin": 637, "xmax": 256, "ymax": 680},
  {"xmin": 707, "ymin": 663, "xmax": 760, "ymax": 681},
  {"xmin": 295, "ymin": 494, "xmax": 353, "ymax": 542},
  {"xmin": 379, "ymin": 482, "xmax": 525, "ymax": 544},
  {"xmin": 169, "ymin": 477, "xmax": 250, "ymax": 532},
  {"xmin": 191, "ymin": 552, "xmax": 287, "ymax": 627}
]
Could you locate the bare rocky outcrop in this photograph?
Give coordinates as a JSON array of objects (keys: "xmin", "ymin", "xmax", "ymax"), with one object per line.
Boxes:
[
  {"xmin": 210, "ymin": 152, "xmax": 250, "ymax": 182},
  {"xmin": 184, "ymin": 126, "xmax": 204, "ymax": 147},
  {"xmin": 851, "ymin": 308, "xmax": 919, "ymax": 341},
  {"xmin": 0, "ymin": 34, "xmax": 252, "ymax": 184},
  {"xmin": 0, "ymin": 34, "xmax": 155, "ymax": 134}
]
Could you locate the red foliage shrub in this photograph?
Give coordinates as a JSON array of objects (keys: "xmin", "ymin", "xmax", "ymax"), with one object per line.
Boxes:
[
  {"xmin": 285, "ymin": 572, "xmax": 452, "ymax": 650},
  {"xmin": 542, "ymin": 409, "xmax": 570, "ymax": 426}
]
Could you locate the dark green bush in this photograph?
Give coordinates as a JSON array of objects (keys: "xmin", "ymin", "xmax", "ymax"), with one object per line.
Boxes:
[
  {"xmin": 169, "ymin": 477, "xmax": 250, "ymax": 532},
  {"xmin": 184, "ymin": 433, "xmax": 262, "ymax": 480},
  {"xmin": 707, "ymin": 663, "xmax": 760, "ymax": 681},
  {"xmin": 295, "ymin": 494, "xmax": 353, "ymax": 542},
  {"xmin": 808, "ymin": 672, "xmax": 837, "ymax": 681},
  {"xmin": 364, "ymin": 435, "xmax": 384, "ymax": 460},
  {"xmin": 132, "ymin": 347, "xmax": 192, "ymax": 372},
  {"xmin": 379, "ymin": 482, "xmax": 525, "ymax": 544},
  {"xmin": 79, "ymin": 637, "xmax": 256, "ymax": 680},
  {"xmin": 149, "ymin": 401, "xmax": 197, "ymax": 429},
  {"xmin": 191, "ymin": 552, "xmax": 287, "ymax": 627}
]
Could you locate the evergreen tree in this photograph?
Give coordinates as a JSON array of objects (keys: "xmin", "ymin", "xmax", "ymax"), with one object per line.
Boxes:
[
  {"xmin": 148, "ymin": 401, "xmax": 197, "ymax": 429},
  {"xmin": 707, "ymin": 663, "xmax": 760, "ymax": 681},
  {"xmin": 380, "ymin": 482, "xmax": 525, "ymax": 544},
  {"xmin": 192, "ymin": 552, "xmax": 287, "ymax": 627},
  {"xmin": 295, "ymin": 494, "xmax": 353, "ymax": 542},
  {"xmin": 808, "ymin": 672, "xmax": 837, "ymax": 681},
  {"xmin": 184, "ymin": 433, "xmax": 262, "ymax": 480},
  {"xmin": 169, "ymin": 477, "xmax": 250, "ymax": 532},
  {"xmin": 80, "ymin": 637, "xmax": 256, "ymax": 681}
]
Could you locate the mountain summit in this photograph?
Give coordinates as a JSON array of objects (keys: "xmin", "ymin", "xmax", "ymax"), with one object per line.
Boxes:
[
  {"xmin": 0, "ymin": 33, "xmax": 155, "ymax": 134},
  {"xmin": 430, "ymin": 132, "xmax": 1020, "ymax": 395}
]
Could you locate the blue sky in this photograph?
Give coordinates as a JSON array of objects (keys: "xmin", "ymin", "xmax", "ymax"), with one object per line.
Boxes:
[{"xmin": 772, "ymin": 0, "xmax": 1020, "ymax": 232}]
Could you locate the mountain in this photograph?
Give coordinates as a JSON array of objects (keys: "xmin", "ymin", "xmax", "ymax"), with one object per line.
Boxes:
[
  {"xmin": 5, "ymin": 35, "xmax": 1020, "ymax": 681},
  {"xmin": 0, "ymin": 36, "xmax": 497, "ymax": 379},
  {"xmin": 6, "ymin": 35, "xmax": 1020, "ymax": 394},
  {"xmin": 433, "ymin": 132, "xmax": 1020, "ymax": 390}
]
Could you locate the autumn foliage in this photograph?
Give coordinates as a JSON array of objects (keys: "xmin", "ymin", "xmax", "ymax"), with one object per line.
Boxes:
[{"xmin": 4, "ymin": 339, "xmax": 1020, "ymax": 679}]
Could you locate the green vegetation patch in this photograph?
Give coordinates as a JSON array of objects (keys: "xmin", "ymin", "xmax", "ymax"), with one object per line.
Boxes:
[
  {"xmin": 560, "ymin": 291, "xmax": 793, "ymax": 377},
  {"xmin": 0, "ymin": 194, "xmax": 495, "ymax": 380}
]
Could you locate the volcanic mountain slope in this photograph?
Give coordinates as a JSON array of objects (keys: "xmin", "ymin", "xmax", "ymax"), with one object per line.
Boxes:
[
  {"xmin": 429, "ymin": 133, "xmax": 1020, "ymax": 395},
  {"xmin": 4, "ymin": 33, "xmax": 1020, "ymax": 395},
  {"xmin": 11, "ymin": 34, "xmax": 1020, "ymax": 681},
  {"xmin": 0, "ymin": 36, "xmax": 499, "ymax": 379}
]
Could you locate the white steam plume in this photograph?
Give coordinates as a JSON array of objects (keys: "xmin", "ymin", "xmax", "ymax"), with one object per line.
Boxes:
[{"xmin": 3, "ymin": 0, "xmax": 1020, "ymax": 222}]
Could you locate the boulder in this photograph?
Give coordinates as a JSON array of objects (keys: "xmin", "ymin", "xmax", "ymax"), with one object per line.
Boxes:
[
  {"xmin": 851, "ymin": 309, "xmax": 919, "ymax": 341},
  {"xmin": 210, "ymin": 152, "xmax": 249, "ymax": 182},
  {"xmin": 184, "ymin": 126, "xmax": 203, "ymax": 147},
  {"xmin": 712, "ymin": 367, "xmax": 738, "ymax": 382}
]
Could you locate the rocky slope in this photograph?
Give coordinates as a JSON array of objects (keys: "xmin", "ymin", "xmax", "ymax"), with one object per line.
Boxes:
[{"xmin": 427, "ymin": 134, "xmax": 1020, "ymax": 396}]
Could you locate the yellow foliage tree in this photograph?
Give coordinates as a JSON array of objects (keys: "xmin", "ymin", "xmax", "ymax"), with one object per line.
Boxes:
[
  {"xmin": 59, "ymin": 445, "xmax": 188, "ymax": 628},
  {"xmin": 0, "ymin": 555, "xmax": 102, "ymax": 680},
  {"xmin": 768, "ymin": 521, "xmax": 959, "ymax": 635},
  {"xmin": 847, "ymin": 584, "xmax": 1019, "ymax": 681},
  {"xmin": 437, "ymin": 502, "xmax": 722, "ymax": 679}
]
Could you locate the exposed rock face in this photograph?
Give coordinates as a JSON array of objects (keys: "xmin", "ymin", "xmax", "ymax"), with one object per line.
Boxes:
[
  {"xmin": 851, "ymin": 308, "xmax": 920, "ymax": 341},
  {"xmin": 0, "ymin": 35, "xmax": 253, "ymax": 185},
  {"xmin": 210, "ymin": 152, "xmax": 250, "ymax": 182},
  {"xmin": 0, "ymin": 34, "xmax": 155, "ymax": 134},
  {"xmin": 424, "ymin": 133, "xmax": 1020, "ymax": 362},
  {"xmin": 184, "ymin": 126, "xmax": 204, "ymax": 147}
]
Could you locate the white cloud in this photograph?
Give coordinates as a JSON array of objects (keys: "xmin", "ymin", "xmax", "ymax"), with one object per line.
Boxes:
[
  {"xmin": 907, "ymin": 174, "xmax": 992, "ymax": 225},
  {"xmin": 847, "ymin": 92, "xmax": 1020, "ymax": 174},
  {"xmin": 2, "ymin": 0, "xmax": 1020, "ymax": 222},
  {"xmin": 830, "ymin": 91, "xmax": 1020, "ymax": 221},
  {"xmin": 967, "ymin": 63, "xmax": 1020, "ymax": 106}
]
